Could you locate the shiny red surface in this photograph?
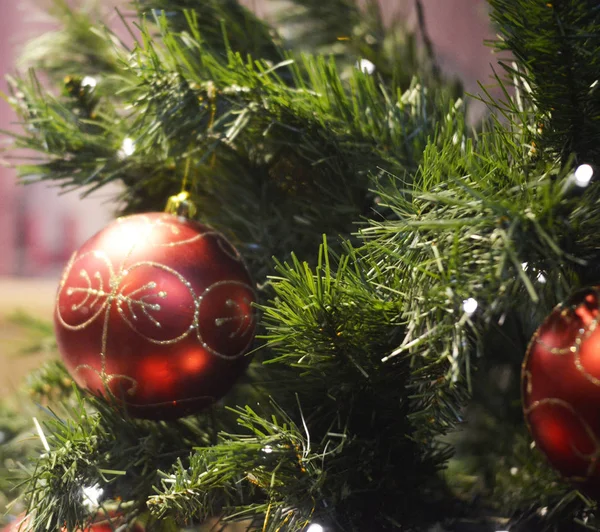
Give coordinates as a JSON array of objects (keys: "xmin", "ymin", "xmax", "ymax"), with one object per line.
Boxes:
[
  {"xmin": 2, "ymin": 515, "xmax": 28, "ymax": 532},
  {"xmin": 54, "ymin": 213, "xmax": 255, "ymax": 420},
  {"xmin": 523, "ymin": 287, "xmax": 600, "ymax": 496},
  {"xmin": 3, "ymin": 514, "xmax": 144, "ymax": 532},
  {"xmin": 67, "ymin": 515, "xmax": 144, "ymax": 532}
]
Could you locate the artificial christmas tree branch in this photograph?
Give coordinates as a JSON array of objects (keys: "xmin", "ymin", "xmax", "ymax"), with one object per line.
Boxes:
[
  {"xmin": 5, "ymin": 0, "xmax": 600, "ymax": 530},
  {"xmin": 273, "ymin": 0, "xmax": 369, "ymax": 52},
  {"xmin": 490, "ymin": 0, "xmax": 600, "ymax": 166},
  {"xmin": 21, "ymin": 390, "xmax": 227, "ymax": 532},
  {"xmin": 135, "ymin": 0, "xmax": 283, "ymax": 62},
  {"xmin": 18, "ymin": 0, "xmax": 127, "ymax": 81},
  {"xmin": 272, "ymin": 0, "xmax": 438, "ymax": 93},
  {"xmin": 5, "ymin": 4, "xmax": 457, "ymax": 281}
]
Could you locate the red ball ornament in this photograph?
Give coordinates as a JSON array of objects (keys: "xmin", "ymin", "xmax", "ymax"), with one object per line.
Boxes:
[
  {"xmin": 3, "ymin": 512, "xmax": 143, "ymax": 532},
  {"xmin": 523, "ymin": 286, "xmax": 600, "ymax": 496},
  {"xmin": 69, "ymin": 512, "xmax": 144, "ymax": 532},
  {"xmin": 54, "ymin": 213, "xmax": 256, "ymax": 419},
  {"xmin": 2, "ymin": 515, "xmax": 28, "ymax": 532},
  {"xmin": 78, "ymin": 520, "xmax": 142, "ymax": 532}
]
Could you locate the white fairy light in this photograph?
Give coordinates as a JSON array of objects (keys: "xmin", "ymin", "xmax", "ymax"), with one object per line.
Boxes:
[
  {"xmin": 82, "ymin": 483, "xmax": 104, "ymax": 511},
  {"xmin": 356, "ymin": 59, "xmax": 375, "ymax": 75},
  {"xmin": 81, "ymin": 76, "xmax": 97, "ymax": 89},
  {"xmin": 510, "ymin": 467, "xmax": 518, "ymax": 476},
  {"xmin": 262, "ymin": 445, "xmax": 273, "ymax": 454},
  {"xmin": 574, "ymin": 164, "xmax": 594, "ymax": 187},
  {"xmin": 524, "ymin": 262, "xmax": 547, "ymax": 283},
  {"xmin": 462, "ymin": 298, "xmax": 478, "ymax": 316},
  {"xmin": 307, "ymin": 524, "xmax": 324, "ymax": 532},
  {"xmin": 119, "ymin": 137, "xmax": 135, "ymax": 158}
]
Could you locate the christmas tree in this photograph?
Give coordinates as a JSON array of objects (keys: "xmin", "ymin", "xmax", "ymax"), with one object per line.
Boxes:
[{"xmin": 2, "ymin": 0, "xmax": 600, "ymax": 530}]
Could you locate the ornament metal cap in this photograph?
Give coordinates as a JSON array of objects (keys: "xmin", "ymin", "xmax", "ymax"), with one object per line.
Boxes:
[{"xmin": 165, "ymin": 191, "xmax": 197, "ymax": 219}]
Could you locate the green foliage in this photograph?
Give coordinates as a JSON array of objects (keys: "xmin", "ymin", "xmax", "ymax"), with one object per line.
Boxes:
[
  {"xmin": 18, "ymin": 0, "xmax": 128, "ymax": 82},
  {"xmin": 490, "ymin": 0, "xmax": 600, "ymax": 166},
  {"xmin": 6, "ymin": 311, "xmax": 56, "ymax": 357},
  {"xmin": 274, "ymin": 0, "xmax": 369, "ymax": 52},
  {"xmin": 0, "ymin": 401, "xmax": 38, "ymax": 518},
  {"xmin": 21, "ymin": 390, "xmax": 225, "ymax": 532},
  {"xmin": 272, "ymin": 0, "xmax": 442, "ymax": 92},
  {"xmin": 5, "ymin": 2, "xmax": 457, "ymax": 282},
  {"xmin": 5, "ymin": 69, "xmax": 133, "ymax": 195},
  {"xmin": 261, "ymin": 241, "xmax": 461, "ymax": 529},
  {"xmin": 362, "ymin": 118, "xmax": 568, "ymax": 378},
  {"xmin": 135, "ymin": 0, "xmax": 283, "ymax": 62},
  {"xmin": 26, "ymin": 361, "xmax": 73, "ymax": 403},
  {"xmin": 148, "ymin": 404, "xmax": 320, "ymax": 530}
]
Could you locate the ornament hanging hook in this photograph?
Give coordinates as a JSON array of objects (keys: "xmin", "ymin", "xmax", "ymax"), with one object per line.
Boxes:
[
  {"xmin": 165, "ymin": 153, "xmax": 197, "ymax": 218},
  {"xmin": 166, "ymin": 83, "xmax": 219, "ymax": 218}
]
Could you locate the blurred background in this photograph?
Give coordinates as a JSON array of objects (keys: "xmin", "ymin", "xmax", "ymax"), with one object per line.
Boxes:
[{"xmin": 0, "ymin": 0, "xmax": 496, "ymax": 392}]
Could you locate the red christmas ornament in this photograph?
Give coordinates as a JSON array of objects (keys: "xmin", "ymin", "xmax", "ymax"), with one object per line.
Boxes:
[
  {"xmin": 522, "ymin": 286, "xmax": 600, "ymax": 496},
  {"xmin": 3, "ymin": 512, "xmax": 143, "ymax": 532},
  {"xmin": 54, "ymin": 213, "xmax": 256, "ymax": 420},
  {"xmin": 79, "ymin": 520, "xmax": 142, "ymax": 532},
  {"xmin": 2, "ymin": 515, "xmax": 28, "ymax": 532},
  {"xmin": 71, "ymin": 512, "xmax": 144, "ymax": 532}
]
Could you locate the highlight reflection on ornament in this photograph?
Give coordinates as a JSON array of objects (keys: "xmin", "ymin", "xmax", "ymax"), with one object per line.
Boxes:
[{"xmin": 54, "ymin": 213, "xmax": 256, "ymax": 420}]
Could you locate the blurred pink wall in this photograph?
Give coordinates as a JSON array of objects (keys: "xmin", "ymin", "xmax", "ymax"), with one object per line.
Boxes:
[
  {"xmin": 0, "ymin": 1, "xmax": 119, "ymax": 277},
  {"xmin": 0, "ymin": 1, "xmax": 20, "ymax": 276},
  {"xmin": 0, "ymin": 0, "xmax": 496, "ymax": 277},
  {"xmin": 392, "ymin": 1, "xmax": 495, "ymax": 102}
]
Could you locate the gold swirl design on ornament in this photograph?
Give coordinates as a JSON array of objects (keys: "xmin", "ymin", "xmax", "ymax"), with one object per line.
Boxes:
[
  {"xmin": 74, "ymin": 364, "xmax": 139, "ymax": 397},
  {"xmin": 196, "ymin": 280, "xmax": 256, "ymax": 359},
  {"xmin": 56, "ymin": 250, "xmax": 115, "ymax": 330},
  {"xmin": 529, "ymin": 287, "xmax": 600, "ymax": 387},
  {"xmin": 65, "ymin": 258, "xmax": 197, "ymax": 391},
  {"xmin": 71, "ymin": 270, "xmax": 102, "ymax": 310},
  {"xmin": 535, "ymin": 319, "xmax": 597, "ymax": 356},
  {"xmin": 573, "ymin": 326, "xmax": 600, "ymax": 387},
  {"xmin": 523, "ymin": 369, "xmax": 533, "ymax": 396},
  {"xmin": 534, "ymin": 290, "xmax": 600, "ymax": 356},
  {"xmin": 117, "ymin": 261, "xmax": 199, "ymax": 345},
  {"xmin": 525, "ymin": 398, "xmax": 600, "ymax": 478},
  {"xmin": 211, "ymin": 232, "xmax": 243, "ymax": 261},
  {"xmin": 118, "ymin": 281, "xmax": 162, "ymax": 325}
]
